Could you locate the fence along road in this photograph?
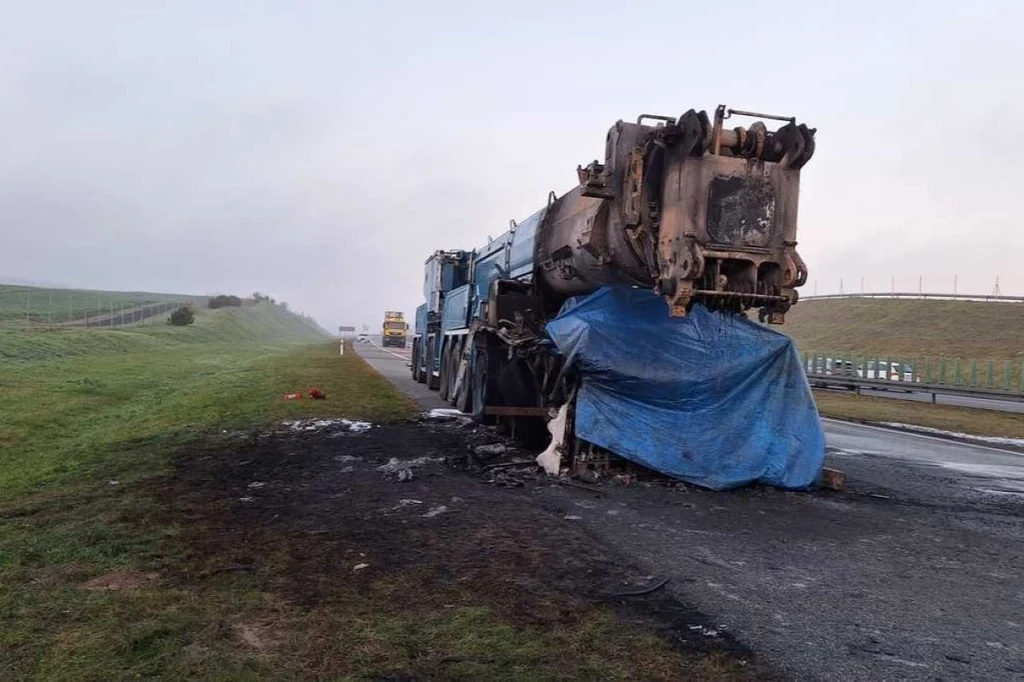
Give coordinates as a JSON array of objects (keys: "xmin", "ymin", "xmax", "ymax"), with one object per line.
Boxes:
[
  {"xmin": 0, "ymin": 285, "xmax": 195, "ymax": 330},
  {"xmin": 803, "ymin": 353, "xmax": 1024, "ymax": 414}
]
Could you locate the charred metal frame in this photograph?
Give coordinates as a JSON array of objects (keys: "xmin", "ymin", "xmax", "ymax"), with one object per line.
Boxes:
[{"xmin": 538, "ymin": 104, "xmax": 815, "ymax": 321}]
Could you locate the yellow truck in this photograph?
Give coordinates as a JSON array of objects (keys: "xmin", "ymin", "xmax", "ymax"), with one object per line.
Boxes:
[{"xmin": 382, "ymin": 311, "xmax": 408, "ymax": 348}]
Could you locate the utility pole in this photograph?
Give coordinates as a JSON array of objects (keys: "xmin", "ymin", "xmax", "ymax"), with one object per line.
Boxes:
[
  {"xmin": 954, "ymin": 274, "xmax": 958, "ymax": 295},
  {"xmin": 48, "ymin": 291, "xmax": 52, "ymax": 330}
]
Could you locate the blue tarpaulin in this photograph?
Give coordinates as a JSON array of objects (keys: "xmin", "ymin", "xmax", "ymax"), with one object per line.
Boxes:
[{"xmin": 545, "ymin": 287, "xmax": 825, "ymax": 490}]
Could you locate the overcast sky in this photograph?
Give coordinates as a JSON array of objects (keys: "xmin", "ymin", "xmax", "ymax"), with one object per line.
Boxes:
[{"xmin": 2, "ymin": 1, "xmax": 1022, "ymax": 329}]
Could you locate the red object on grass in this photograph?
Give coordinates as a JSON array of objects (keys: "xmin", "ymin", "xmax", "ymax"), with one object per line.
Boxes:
[{"xmin": 308, "ymin": 387, "xmax": 326, "ymax": 400}]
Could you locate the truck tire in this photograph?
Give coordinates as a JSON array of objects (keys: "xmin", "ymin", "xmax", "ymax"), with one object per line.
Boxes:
[
  {"xmin": 438, "ymin": 343, "xmax": 451, "ymax": 401},
  {"xmin": 452, "ymin": 338, "xmax": 470, "ymax": 410},
  {"xmin": 471, "ymin": 340, "xmax": 499, "ymax": 424},
  {"xmin": 449, "ymin": 342, "xmax": 462, "ymax": 405},
  {"xmin": 426, "ymin": 339, "xmax": 440, "ymax": 391},
  {"xmin": 414, "ymin": 342, "xmax": 427, "ymax": 384}
]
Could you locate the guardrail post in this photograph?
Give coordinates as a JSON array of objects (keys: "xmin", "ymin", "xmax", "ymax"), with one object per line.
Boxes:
[
  {"xmin": 1002, "ymin": 361, "xmax": 1012, "ymax": 391},
  {"xmin": 986, "ymin": 361, "xmax": 994, "ymax": 389},
  {"xmin": 969, "ymin": 359, "xmax": 977, "ymax": 388},
  {"xmin": 953, "ymin": 358, "xmax": 960, "ymax": 386},
  {"xmin": 939, "ymin": 358, "xmax": 945, "ymax": 384}
]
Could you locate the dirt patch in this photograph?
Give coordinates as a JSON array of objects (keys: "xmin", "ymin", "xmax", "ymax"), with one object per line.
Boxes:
[
  {"xmin": 80, "ymin": 569, "xmax": 159, "ymax": 591},
  {"xmin": 148, "ymin": 417, "xmax": 774, "ymax": 679},
  {"xmin": 234, "ymin": 621, "xmax": 282, "ymax": 651}
]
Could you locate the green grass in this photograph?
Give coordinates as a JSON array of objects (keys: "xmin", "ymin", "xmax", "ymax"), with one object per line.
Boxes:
[
  {"xmin": 0, "ymin": 304, "xmax": 402, "ymax": 496},
  {"xmin": 0, "ymin": 304, "xmax": 418, "ymax": 678},
  {"xmin": 813, "ymin": 390, "xmax": 1024, "ymax": 440},
  {"xmin": 783, "ymin": 298, "xmax": 1024, "ymax": 360},
  {"xmin": 0, "ymin": 304, "xmax": 733, "ymax": 680},
  {"xmin": 0, "ymin": 283, "xmax": 197, "ymax": 328}
]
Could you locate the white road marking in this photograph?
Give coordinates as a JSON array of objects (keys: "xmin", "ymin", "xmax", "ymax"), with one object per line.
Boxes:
[
  {"xmin": 821, "ymin": 418, "xmax": 1024, "ymax": 457},
  {"xmin": 368, "ymin": 338, "xmax": 412, "ymax": 361}
]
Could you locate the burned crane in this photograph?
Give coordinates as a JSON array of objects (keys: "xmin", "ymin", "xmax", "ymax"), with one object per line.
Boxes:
[
  {"xmin": 411, "ymin": 106, "xmax": 823, "ymax": 488},
  {"xmin": 542, "ymin": 105, "xmax": 814, "ymax": 320}
]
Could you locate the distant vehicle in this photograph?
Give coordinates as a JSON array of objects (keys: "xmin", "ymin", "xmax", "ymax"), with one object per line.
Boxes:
[
  {"xmin": 899, "ymin": 364, "xmax": 916, "ymax": 382},
  {"xmin": 858, "ymin": 361, "xmax": 903, "ymax": 381},
  {"xmin": 808, "ymin": 357, "xmax": 918, "ymax": 390},
  {"xmin": 829, "ymin": 358, "xmax": 856, "ymax": 376},
  {"xmin": 808, "ymin": 357, "xmax": 856, "ymax": 376},
  {"xmin": 381, "ymin": 311, "xmax": 408, "ymax": 348},
  {"xmin": 357, "ymin": 333, "xmax": 369, "ymax": 343}
]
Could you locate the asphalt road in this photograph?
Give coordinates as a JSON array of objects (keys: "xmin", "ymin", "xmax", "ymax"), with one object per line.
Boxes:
[
  {"xmin": 356, "ymin": 341, "xmax": 1024, "ymax": 680},
  {"xmin": 355, "ymin": 338, "xmax": 448, "ymax": 410}
]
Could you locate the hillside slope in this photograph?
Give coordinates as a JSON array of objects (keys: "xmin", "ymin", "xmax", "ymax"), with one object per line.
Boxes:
[
  {"xmin": 782, "ymin": 298, "xmax": 1024, "ymax": 360},
  {"xmin": 0, "ymin": 283, "xmax": 197, "ymax": 327},
  {"xmin": 0, "ymin": 303, "xmax": 328, "ymax": 361}
]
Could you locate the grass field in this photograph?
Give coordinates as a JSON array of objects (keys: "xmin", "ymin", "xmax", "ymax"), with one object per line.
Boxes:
[
  {"xmin": 0, "ymin": 303, "xmax": 722, "ymax": 680},
  {"xmin": 0, "ymin": 304, "xmax": 385, "ymax": 495},
  {"xmin": 812, "ymin": 390, "xmax": 1024, "ymax": 440},
  {"xmin": 0, "ymin": 304, "xmax": 418, "ymax": 678},
  {"xmin": 0, "ymin": 283, "xmax": 197, "ymax": 328},
  {"xmin": 783, "ymin": 298, "xmax": 1024, "ymax": 360}
]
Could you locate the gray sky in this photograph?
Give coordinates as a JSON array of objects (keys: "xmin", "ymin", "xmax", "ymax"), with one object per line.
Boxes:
[{"xmin": 2, "ymin": 1, "xmax": 1022, "ymax": 329}]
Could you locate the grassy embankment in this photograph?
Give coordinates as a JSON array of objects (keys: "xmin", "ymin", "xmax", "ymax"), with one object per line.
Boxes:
[
  {"xmin": 0, "ymin": 301, "xmax": 704, "ymax": 680},
  {"xmin": 0, "ymin": 303, "xmax": 416, "ymax": 678},
  {"xmin": 0, "ymin": 283, "xmax": 197, "ymax": 329},
  {"xmin": 782, "ymin": 298, "xmax": 1024, "ymax": 438}
]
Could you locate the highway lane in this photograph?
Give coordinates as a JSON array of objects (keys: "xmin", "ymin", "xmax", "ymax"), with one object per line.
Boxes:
[
  {"xmin": 355, "ymin": 338, "xmax": 448, "ymax": 410},
  {"xmin": 355, "ymin": 340, "xmax": 1024, "ymax": 679}
]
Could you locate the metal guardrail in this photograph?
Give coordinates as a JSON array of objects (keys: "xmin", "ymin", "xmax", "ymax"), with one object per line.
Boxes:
[
  {"xmin": 803, "ymin": 353, "xmax": 1024, "ymax": 405},
  {"xmin": 802, "ymin": 292, "xmax": 1024, "ymax": 303},
  {"xmin": 805, "ymin": 373, "xmax": 1024, "ymax": 404}
]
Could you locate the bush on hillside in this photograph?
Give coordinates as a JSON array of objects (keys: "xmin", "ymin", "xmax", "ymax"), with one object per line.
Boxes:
[
  {"xmin": 208, "ymin": 294, "xmax": 242, "ymax": 309},
  {"xmin": 168, "ymin": 304, "xmax": 196, "ymax": 326},
  {"xmin": 249, "ymin": 292, "xmax": 278, "ymax": 306}
]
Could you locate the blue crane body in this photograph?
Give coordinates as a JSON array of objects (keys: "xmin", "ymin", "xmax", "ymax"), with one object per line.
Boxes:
[{"xmin": 410, "ymin": 105, "xmax": 822, "ymax": 484}]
